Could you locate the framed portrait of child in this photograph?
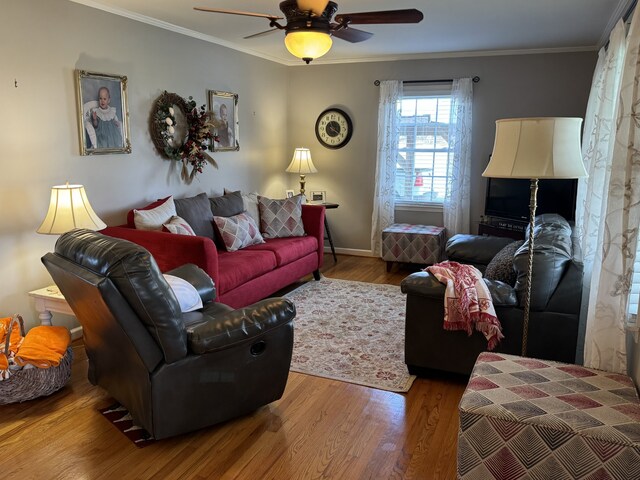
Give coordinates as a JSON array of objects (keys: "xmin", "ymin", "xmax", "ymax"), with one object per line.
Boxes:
[
  {"xmin": 208, "ymin": 90, "xmax": 239, "ymax": 152},
  {"xmin": 75, "ymin": 70, "xmax": 131, "ymax": 155}
]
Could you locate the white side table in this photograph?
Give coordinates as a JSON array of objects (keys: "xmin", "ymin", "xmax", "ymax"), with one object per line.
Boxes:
[{"xmin": 28, "ymin": 285, "xmax": 74, "ymax": 326}]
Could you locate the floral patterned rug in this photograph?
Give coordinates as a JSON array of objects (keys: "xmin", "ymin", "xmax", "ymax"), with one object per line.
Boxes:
[{"xmin": 285, "ymin": 277, "xmax": 416, "ymax": 392}]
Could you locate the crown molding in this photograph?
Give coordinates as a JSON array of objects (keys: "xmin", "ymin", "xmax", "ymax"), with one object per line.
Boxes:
[{"xmin": 70, "ymin": 0, "xmax": 600, "ymax": 68}]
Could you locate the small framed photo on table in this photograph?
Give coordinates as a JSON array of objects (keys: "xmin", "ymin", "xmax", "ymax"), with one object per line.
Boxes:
[
  {"xmin": 310, "ymin": 191, "xmax": 326, "ymax": 203},
  {"xmin": 285, "ymin": 189, "xmax": 295, "ymax": 198}
]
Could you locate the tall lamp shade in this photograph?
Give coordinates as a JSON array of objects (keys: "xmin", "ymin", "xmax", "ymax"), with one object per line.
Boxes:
[
  {"xmin": 286, "ymin": 148, "xmax": 318, "ymax": 195},
  {"xmin": 37, "ymin": 183, "xmax": 106, "ymax": 234},
  {"xmin": 483, "ymin": 118, "xmax": 587, "ymax": 356}
]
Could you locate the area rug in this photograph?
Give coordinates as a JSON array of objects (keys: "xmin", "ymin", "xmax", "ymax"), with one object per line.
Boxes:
[
  {"xmin": 99, "ymin": 402, "xmax": 155, "ymax": 447},
  {"xmin": 285, "ymin": 277, "xmax": 415, "ymax": 392}
]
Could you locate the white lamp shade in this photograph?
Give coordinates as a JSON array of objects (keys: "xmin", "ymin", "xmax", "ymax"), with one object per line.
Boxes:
[
  {"xmin": 286, "ymin": 148, "xmax": 318, "ymax": 174},
  {"xmin": 37, "ymin": 184, "xmax": 107, "ymax": 234},
  {"xmin": 483, "ymin": 117, "xmax": 587, "ymax": 179},
  {"xmin": 284, "ymin": 31, "xmax": 332, "ymax": 62}
]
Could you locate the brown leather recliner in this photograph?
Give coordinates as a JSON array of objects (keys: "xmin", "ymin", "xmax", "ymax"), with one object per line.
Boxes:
[{"xmin": 42, "ymin": 229, "xmax": 295, "ymax": 440}]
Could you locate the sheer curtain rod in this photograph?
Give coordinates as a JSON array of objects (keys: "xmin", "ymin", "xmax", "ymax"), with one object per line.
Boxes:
[{"xmin": 373, "ymin": 76, "xmax": 479, "ymax": 86}]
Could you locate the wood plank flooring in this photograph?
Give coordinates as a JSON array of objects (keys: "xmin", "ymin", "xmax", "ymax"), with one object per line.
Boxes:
[{"xmin": 0, "ymin": 254, "xmax": 467, "ymax": 480}]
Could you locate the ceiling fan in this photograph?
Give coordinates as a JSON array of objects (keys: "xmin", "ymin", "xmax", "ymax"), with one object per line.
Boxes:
[{"xmin": 194, "ymin": 0, "xmax": 423, "ymax": 63}]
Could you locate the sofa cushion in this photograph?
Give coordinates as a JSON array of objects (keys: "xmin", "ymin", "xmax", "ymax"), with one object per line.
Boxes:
[
  {"xmin": 258, "ymin": 194, "xmax": 305, "ymax": 238},
  {"xmin": 210, "ymin": 190, "xmax": 244, "ymax": 217},
  {"xmin": 174, "ymin": 192, "xmax": 215, "ymax": 240},
  {"xmin": 162, "ymin": 215, "xmax": 196, "ymax": 236},
  {"xmin": 213, "ymin": 213, "xmax": 265, "ymax": 252},
  {"xmin": 514, "ymin": 214, "xmax": 573, "ymax": 310},
  {"xmin": 224, "ymin": 188, "xmax": 260, "ymax": 226},
  {"xmin": 127, "ymin": 196, "xmax": 171, "ymax": 228},
  {"xmin": 484, "ymin": 240, "xmax": 523, "ymax": 286},
  {"xmin": 217, "ymin": 249, "xmax": 277, "ymax": 294},
  {"xmin": 133, "ymin": 196, "xmax": 177, "ymax": 231},
  {"xmin": 246, "ymin": 235, "xmax": 318, "ymax": 267}
]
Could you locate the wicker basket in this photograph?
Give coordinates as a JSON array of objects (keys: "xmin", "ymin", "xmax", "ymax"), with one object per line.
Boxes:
[{"xmin": 0, "ymin": 315, "xmax": 73, "ymax": 405}]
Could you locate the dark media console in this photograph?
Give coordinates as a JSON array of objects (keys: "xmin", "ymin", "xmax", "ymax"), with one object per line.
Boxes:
[{"xmin": 478, "ymin": 217, "xmax": 526, "ymax": 240}]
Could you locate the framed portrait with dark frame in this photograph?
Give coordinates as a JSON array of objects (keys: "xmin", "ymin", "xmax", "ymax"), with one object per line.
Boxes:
[
  {"xmin": 208, "ymin": 90, "xmax": 239, "ymax": 152},
  {"xmin": 75, "ymin": 70, "xmax": 131, "ymax": 155}
]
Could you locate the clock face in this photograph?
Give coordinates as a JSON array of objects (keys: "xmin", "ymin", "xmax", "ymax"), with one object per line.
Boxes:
[{"xmin": 315, "ymin": 108, "xmax": 353, "ymax": 149}]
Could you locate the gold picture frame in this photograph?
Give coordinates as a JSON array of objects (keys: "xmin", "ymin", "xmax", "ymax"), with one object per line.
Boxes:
[
  {"xmin": 75, "ymin": 70, "xmax": 131, "ymax": 155},
  {"xmin": 208, "ymin": 90, "xmax": 239, "ymax": 152}
]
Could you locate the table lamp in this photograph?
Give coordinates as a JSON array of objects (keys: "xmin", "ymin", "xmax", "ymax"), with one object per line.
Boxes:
[
  {"xmin": 286, "ymin": 148, "xmax": 318, "ymax": 196},
  {"xmin": 37, "ymin": 183, "xmax": 106, "ymax": 234},
  {"xmin": 483, "ymin": 117, "xmax": 587, "ymax": 356}
]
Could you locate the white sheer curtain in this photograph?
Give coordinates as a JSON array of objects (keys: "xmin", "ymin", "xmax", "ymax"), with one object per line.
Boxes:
[
  {"xmin": 371, "ymin": 80, "xmax": 401, "ymax": 256},
  {"xmin": 577, "ymin": 15, "xmax": 640, "ymax": 374},
  {"xmin": 443, "ymin": 78, "xmax": 473, "ymax": 236}
]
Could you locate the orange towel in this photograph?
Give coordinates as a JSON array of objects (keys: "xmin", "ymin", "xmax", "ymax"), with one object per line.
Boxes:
[
  {"xmin": 0, "ymin": 353, "xmax": 8, "ymax": 371},
  {"xmin": 14, "ymin": 326, "xmax": 71, "ymax": 368}
]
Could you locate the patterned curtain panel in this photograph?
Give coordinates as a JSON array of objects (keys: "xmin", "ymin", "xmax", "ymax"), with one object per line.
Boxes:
[
  {"xmin": 577, "ymin": 15, "xmax": 640, "ymax": 374},
  {"xmin": 371, "ymin": 80, "xmax": 402, "ymax": 256},
  {"xmin": 443, "ymin": 78, "xmax": 473, "ymax": 236}
]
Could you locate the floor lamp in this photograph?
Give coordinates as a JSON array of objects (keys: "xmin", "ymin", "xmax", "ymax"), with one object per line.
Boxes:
[{"xmin": 482, "ymin": 118, "xmax": 587, "ymax": 356}]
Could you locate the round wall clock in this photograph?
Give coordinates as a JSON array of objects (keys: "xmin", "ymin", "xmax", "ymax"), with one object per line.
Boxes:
[{"xmin": 315, "ymin": 108, "xmax": 353, "ymax": 149}]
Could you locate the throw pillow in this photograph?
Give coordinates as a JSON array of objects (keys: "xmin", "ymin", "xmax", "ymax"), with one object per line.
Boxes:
[
  {"xmin": 209, "ymin": 190, "xmax": 244, "ymax": 217},
  {"xmin": 484, "ymin": 240, "xmax": 524, "ymax": 286},
  {"xmin": 225, "ymin": 188, "xmax": 260, "ymax": 226},
  {"xmin": 213, "ymin": 213, "xmax": 265, "ymax": 252},
  {"xmin": 127, "ymin": 196, "xmax": 171, "ymax": 228},
  {"xmin": 134, "ymin": 196, "xmax": 176, "ymax": 231},
  {"xmin": 162, "ymin": 215, "xmax": 196, "ymax": 236},
  {"xmin": 174, "ymin": 192, "xmax": 215, "ymax": 239},
  {"xmin": 163, "ymin": 274, "xmax": 203, "ymax": 312},
  {"xmin": 258, "ymin": 194, "xmax": 305, "ymax": 238}
]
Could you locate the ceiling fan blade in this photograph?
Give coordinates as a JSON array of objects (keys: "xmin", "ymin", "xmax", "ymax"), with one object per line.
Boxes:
[
  {"xmin": 331, "ymin": 27, "xmax": 373, "ymax": 43},
  {"xmin": 334, "ymin": 9, "xmax": 423, "ymax": 25},
  {"xmin": 194, "ymin": 7, "xmax": 283, "ymax": 21},
  {"xmin": 296, "ymin": 0, "xmax": 330, "ymax": 17},
  {"xmin": 243, "ymin": 28, "xmax": 280, "ymax": 40}
]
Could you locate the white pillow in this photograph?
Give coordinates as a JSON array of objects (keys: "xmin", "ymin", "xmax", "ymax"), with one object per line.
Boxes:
[
  {"xmin": 163, "ymin": 215, "xmax": 196, "ymax": 236},
  {"xmin": 134, "ymin": 196, "xmax": 177, "ymax": 231},
  {"xmin": 163, "ymin": 274, "xmax": 203, "ymax": 312}
]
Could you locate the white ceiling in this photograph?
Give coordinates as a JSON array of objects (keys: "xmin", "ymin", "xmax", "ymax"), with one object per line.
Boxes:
[{"xmin": 71, "ymin": 0, "xmax": 633, "ymax": 65}]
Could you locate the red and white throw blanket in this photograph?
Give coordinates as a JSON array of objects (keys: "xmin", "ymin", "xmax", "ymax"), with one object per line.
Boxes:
[{"xmin": 426, "ymin": 261, "xmax": 504, "ymax": 350}]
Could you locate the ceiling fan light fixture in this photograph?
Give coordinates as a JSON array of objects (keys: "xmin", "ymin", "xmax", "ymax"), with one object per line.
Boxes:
[{"xmin": 284, "ymin": 30, "xmax": 332, "ymax": 63}]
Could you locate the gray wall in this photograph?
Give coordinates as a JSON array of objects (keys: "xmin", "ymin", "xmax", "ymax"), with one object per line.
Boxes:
[
  {"xmin": 1, "ymin": 0, "xmax": 597, "ymax": 333},
  {"xmin": 2, "ymin": 0, "xmax": 289, "ymax": 331},
  {"xmin": 287, "ymin": 53, "xmax": 597, "ymax": 253}
]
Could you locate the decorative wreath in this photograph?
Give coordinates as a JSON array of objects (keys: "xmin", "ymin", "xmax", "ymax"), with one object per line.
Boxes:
[{"xmin": 151, "ymin": 91, "xmax": 219, "ymax": 181}]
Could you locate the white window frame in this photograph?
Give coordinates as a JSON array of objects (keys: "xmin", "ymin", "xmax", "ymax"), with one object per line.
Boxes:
[{"xmin": 395, "ymin": 84, "xmax": 453, "ymax": 212}]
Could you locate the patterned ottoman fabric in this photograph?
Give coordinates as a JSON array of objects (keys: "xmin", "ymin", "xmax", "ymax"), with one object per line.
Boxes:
[
  {"xmin": 458, "ymin": 352, "xmax": 640, "ymax": 480},
  {"xmin": 381, "ymin": 224, "xmax": 445, "ymax": 266}
]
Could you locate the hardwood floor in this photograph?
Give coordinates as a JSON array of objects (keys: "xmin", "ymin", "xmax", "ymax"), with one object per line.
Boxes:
[{"xmin": 0, "ymin": 254, "xmax": 467, "ymax": 480}]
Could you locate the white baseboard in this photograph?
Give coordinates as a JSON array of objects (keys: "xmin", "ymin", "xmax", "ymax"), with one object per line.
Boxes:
[
  {"xmin": 70, "ymin": 326, "xmax": 83, "ymax": 341},
  {"xmin": 324, "ymin": 246, "xmax": 375, "ymax": 257}
]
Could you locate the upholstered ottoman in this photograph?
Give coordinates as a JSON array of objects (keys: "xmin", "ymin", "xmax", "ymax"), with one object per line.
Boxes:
[
  {"xmin": 381, "ymin": 223, "xmax": 445, "ymax": 271},
  {"xmin": 457, "ymin": 352, "xmax": 640, "ymax": 479}
]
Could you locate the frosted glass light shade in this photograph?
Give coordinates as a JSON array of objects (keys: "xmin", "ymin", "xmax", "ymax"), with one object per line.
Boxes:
[
  {"xmin": 284, "ymin": 31, "xmax": 332, "ymax": 62},
  {"xmin": 286, "ymin": 148, "xmax": 318, "ymax": 174},
  {"xmin": 37, "ymin": 184, "xmax": 107, "ymax": 234},
  {"xmin": 483, "ymin": 117, "xmax": 587, "ymax": 179}
]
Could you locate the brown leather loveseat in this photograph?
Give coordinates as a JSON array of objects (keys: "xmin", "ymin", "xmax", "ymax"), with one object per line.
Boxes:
[
  {"xmin": 42, "ymin": 229, "xmax": 296, "ymax": 439},
  {"xmin": 401, "ymin": 214, "xmax": 582, "ymax": 376}
]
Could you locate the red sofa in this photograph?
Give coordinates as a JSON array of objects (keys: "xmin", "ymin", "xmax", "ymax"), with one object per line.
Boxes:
[{"xmin": 102, "ymin": 204, "xmax": 325, "ymax": 308}]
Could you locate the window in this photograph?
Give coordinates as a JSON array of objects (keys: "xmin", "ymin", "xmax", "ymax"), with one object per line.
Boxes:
[{"xmin": 395, "ymin": 86, "xmax": 452, "ymax": 206}]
